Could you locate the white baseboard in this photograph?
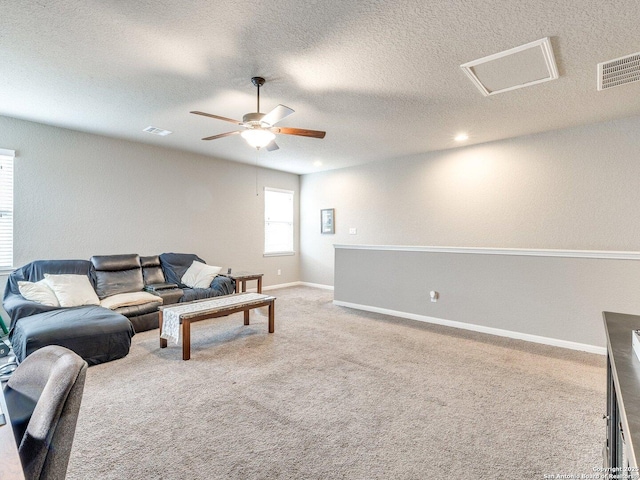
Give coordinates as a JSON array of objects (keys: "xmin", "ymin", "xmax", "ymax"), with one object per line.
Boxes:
[
  {"xmin": 333, "ymin": 300, "xmax": 606, "ymax": 355},
  {"xmin": 255, "ymin": 281, "xmax": 334, "ymax": 292},
  {"xmin": 258, "ymin": 281, "xmax": 302, "ymax": 292},
  {"xmin": 299, "ymin": 282, "xmax": 334, "ymax": 291}
]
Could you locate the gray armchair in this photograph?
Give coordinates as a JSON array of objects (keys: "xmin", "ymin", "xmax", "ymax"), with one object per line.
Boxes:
[{"xmin": 3, "ymin": 345, "xmax": 87, "ymax": 480}]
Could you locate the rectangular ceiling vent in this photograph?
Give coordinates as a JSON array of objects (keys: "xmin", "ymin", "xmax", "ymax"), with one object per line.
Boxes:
[
  {"xmin": 597, "ymin": 52, "xmax": 640, "ymax": 91},
  {"xmin": 143, "ymin": 126, "xmax": 172, "ymax": 136},
  {"xmin": 460, "ymin": 37, "xmax": 559, "ymax": 96}
]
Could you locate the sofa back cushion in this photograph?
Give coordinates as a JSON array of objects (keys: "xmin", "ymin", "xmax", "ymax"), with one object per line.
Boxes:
[
  {"xmin": 2, "ymin": 260, "xmax": 95, "ymax": 329},
  {"xmin": 4, "ymin": 260, "xmax": 92, "ymax": 298},
  {"xmin": 140, "ymin": 255, "xmax": 166, "ymax": 285},
  {"xmin": 90, "ymin": 254, "xmax": 144, "ymax": 299},
  {"xmin": 159, "ymin": 253, "xmax": 206, "ymax": 288}
]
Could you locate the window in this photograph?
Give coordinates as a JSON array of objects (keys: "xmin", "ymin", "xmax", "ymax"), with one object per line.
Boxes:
[
  {"xmin": 264, "ymin": 188, "xmax": 294, "ymax": 256},
  {"xmin": 0, "ymin": 149, "xmax": 14, "ymax": 269}
]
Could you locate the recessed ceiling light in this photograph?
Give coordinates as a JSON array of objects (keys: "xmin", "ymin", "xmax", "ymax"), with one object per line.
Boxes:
[
  {"xmin": 454, "ymin": 133, "xmax": 469, "ymax": 142},
  {"xmin": 313, "ymin": 160, "xmax": 323, "ymax": 167},
  {"xmin": 143, "ymin": 126, "xmax": 172, "ymax": 136}
]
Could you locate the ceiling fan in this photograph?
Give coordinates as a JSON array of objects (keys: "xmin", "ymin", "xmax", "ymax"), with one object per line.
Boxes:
[{"xmin": 191, "ymin": 77, "xmax": 326, "ymax": 151}]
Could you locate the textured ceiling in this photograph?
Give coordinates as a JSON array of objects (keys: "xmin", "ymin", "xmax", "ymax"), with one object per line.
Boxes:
[{"xmin": 2, "ymin": 1, "xmax": 640, "ymax": 174}]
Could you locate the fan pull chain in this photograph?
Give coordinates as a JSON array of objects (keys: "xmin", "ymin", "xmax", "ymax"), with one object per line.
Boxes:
[{"xmin": 255, "ymin": 148, "xmax": 260, "ymax": 196}]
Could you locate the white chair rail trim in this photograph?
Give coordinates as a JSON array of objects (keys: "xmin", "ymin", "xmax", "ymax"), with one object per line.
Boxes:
[{"xmin": 333, "ymin": 244, "xmax": 640, "ymax": 261}]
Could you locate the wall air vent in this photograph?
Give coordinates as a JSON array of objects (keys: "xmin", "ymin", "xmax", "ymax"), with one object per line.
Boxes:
[
  {"xmin": 143, "ymin": 126, "xmax": 172, "ymax": 136},
  {"xmin": 460, "ymin": 37, "xmax": 559, "ymax": 96},
  {"xmin": 598, "ymin": 52, "xmax": 640, "ymax": 91}
]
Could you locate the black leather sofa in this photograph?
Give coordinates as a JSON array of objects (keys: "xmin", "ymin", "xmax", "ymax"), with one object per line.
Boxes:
[{"xmin": 2, "ymin": 253, "xmax": 235, "ymax": 365}]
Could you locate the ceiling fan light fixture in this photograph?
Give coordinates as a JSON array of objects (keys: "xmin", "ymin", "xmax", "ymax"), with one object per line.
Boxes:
[
  {"xmin": 192, "ymin": 77, "xmax": 326, "ymax": 151},
  {"xmin": 241, "ymin": 128, "xmax": 276, "ymax": 149}
]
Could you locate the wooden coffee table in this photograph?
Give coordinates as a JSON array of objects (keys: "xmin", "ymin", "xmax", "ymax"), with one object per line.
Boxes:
[{"xmin": 159, "ymin": 293, "xmax": 275, "ymax": 360}]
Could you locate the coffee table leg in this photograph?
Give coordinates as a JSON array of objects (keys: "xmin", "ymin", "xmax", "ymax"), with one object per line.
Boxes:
[
  {"xmin": 183, "ymin": 320, "xmax": 191, "ymax": 361},
  {"xmin": 159, "ymin": 311, "xmax": 167, "ymax": 348},
  {"xmin": 244, "ymin": 309, "xmax": 250, "ymax": 325},
  {"xmin": 268, "ymin": 301, "xmax": 275, "ymax": 333}
]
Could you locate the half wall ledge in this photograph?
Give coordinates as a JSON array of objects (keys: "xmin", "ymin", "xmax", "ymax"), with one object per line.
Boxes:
[{"xmin": 333, "ymin": 245, "xmax": 640, "ymax": 351}]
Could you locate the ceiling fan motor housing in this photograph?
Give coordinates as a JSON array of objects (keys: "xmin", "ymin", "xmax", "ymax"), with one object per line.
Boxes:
[{"xmin": 243, "ymin": 112, "xmax": 269, "ymax": 127}]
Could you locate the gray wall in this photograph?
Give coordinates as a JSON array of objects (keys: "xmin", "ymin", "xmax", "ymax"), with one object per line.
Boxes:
[
  {"xmin": 300, "ymin": 114, "xmax": 640, "ymax": 349},
  {"xmin": 300, "ymin": 114, "xmax": 640, "ymax": 286},
  {"xmin": 0, "ymin": 115, "xmax": 300, "ymax": 299},
  {"xmin": 334, "ymin": 246, "xmax": 640, "ymax": 349}
]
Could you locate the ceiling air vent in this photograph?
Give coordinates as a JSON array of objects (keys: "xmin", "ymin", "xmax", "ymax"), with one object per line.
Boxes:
[
  {"xmin": 598, "ymin": 52, "xmax": 640, "ymax": 91},
  {"xmin": 143, "ymin": 126, "xmax": 172, "ymax": 136},
  {"xmin": 460, "ymin": 37, "xmax": 559, "ymax": 96}
]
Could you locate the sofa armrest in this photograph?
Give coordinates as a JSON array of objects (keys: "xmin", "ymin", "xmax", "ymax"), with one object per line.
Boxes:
[
  {"xmin": 3, "ymin": 294, "xmax": 59, "ymax": 330},
  {"xmin": 144, "ymin": 283, "xmax": 178, "ymax": 292},
  {"xmin": 147, "ymin": 287, "xmax": 183, "ymax": 306}
]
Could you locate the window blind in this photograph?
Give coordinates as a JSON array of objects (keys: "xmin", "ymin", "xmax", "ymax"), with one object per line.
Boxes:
[
  {"xmin": 264, "ymin": 188, "xmax": 294, "ymax": 255},
  {"xmin": 0, "ymin": 149, "xmax": 15, "ymax": 269}
]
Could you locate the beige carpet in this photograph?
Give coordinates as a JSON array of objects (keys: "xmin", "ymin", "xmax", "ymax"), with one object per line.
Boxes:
[{"xmin": 66, "ymin": 286, "xmax": 606, "ymax": 479}]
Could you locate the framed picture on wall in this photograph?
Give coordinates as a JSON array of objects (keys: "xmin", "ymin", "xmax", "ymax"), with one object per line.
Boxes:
[{"xmin": 321, "ymin": 208, "xmax": 335, "ymax": 234}]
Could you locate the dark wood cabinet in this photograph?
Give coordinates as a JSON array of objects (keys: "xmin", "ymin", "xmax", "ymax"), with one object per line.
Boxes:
[{"xmin": 603, "ymin": 312, "xmax": 640, "ymax": 478}]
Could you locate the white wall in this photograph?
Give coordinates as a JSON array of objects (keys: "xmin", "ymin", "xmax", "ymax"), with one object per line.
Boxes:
[
  {"xmin": 300, "ymin": 114, "xmax": 640, "ymax": 286},
  {"xmin": 0, "ymin": 115, "xmax": 300, "ymax": 297}
]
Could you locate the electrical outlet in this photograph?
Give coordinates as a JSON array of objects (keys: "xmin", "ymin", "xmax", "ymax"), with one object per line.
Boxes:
[
  {"xmin": 349, "ymin": 228, "xmax": 357, "ymax": 235},
  {"xmin": 430, "ymin": 291, "xmax": 439, "ymax": 302},
  {"xmin": 277, "ymin": 269, "xmax": 281, "ymax": 276}
]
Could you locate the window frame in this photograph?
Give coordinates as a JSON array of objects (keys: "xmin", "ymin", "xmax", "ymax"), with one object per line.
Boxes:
[
  {"xmin": 0, "ymin": 148, "xmax": 15, "ymax": 272},
  {"xmin": 263, "ymin": 187, "xmax": 295, "ymax": 257}
]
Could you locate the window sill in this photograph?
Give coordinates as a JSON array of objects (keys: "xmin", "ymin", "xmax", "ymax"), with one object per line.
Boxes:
[{"xmin": 263, "ymin": 252, "xmax": 295, "ymax": 257}]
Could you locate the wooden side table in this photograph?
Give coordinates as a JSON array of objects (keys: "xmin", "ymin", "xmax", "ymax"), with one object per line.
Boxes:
[{"xmin": 220, "ymin": 272, "xmax": 264, "ymax": 294}]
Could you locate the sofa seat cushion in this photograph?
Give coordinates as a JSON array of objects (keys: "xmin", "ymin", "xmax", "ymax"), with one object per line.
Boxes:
[
  {"xmin": 114, "ymin": 301, "xmax": 161, "ymax": 318},
  {"xmin": 9, "ymin": 305, "xmax": 134, "ymax": 366},
  {"xmin": 100, "ymin": 291, "xmax": 162, "ymax": 310},
  {"xmin": 150, "ymin": 287, "xmax": 183, "ymax": 306},
  {"xmin": 179, "ymin": 288, "xmax": 220, "ymax": 303},
  {"xmin": 179, "ymin": 276, "xmax": 236, "ymax": 303}
]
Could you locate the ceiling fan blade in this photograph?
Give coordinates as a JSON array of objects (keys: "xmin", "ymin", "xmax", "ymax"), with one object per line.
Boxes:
[
  {"xmin": 202, "ymin": 131, "xmax": 241, "ymax": 141},
  {"xmin": 266, "ymin": 140, "xmax": 279, "ymax": 152},
  {"xmin": 261, "ymin": 104, "xmax": 295, "ymax": 126},
  {"xmin": 191, "ymin": 111, "xmax": 243, "ymax": 125},
  {"xmin": 274, "ymin": 127, "xmax": 326, "ymax": 139}
]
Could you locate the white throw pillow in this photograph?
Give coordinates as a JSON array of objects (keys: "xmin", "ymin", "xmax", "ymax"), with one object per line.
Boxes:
[
  {"xmin": 100, "ymin": 291, "xmax": 163, "ymax": 310},
  {"xmin": 181, "ymin": 261, "xmax": 222, "ymax": 289},
  {"xmin": 43, "ymin": 274, "xmax": 101, "ymax": 308},
  {"xmin": 18, "ymin": 280, "xmax": 60, "ymax": 307}
]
